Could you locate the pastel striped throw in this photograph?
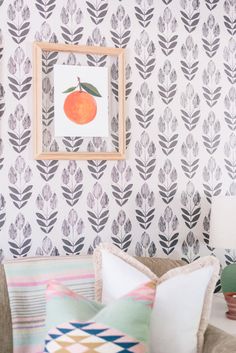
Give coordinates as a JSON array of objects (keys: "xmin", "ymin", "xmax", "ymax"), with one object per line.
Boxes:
[{"xmin": 4, "ymin": 255, "xmax": 95, "ymax": 353}]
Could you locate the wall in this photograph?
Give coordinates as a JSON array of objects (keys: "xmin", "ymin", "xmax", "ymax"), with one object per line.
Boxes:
[{"xmin": 0, "ymin": 0, "xmax": 235, "ymax": 269}]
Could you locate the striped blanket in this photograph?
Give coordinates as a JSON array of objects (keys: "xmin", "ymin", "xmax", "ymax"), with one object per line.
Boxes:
[{"xmin": 4, "ymin": 255, "xmax": 95, "ymax": 353}]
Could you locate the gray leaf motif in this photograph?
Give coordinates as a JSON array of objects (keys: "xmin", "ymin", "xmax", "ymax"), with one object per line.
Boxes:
[
  {"xmin": 0, "ymin": 30, "xmax": 3, "ymax": 61},
  {"xmin": 0, "ymin": 249, "xmax": 4, "ymax": 263},
  {"xmin": 135, "ymin": 31, "xmax": 155, "ymax": 79},
  {"xmin": 42, "ymin": 236, "xmax": 52, "ymax": 255},
  {"xmin": 42, "ymin": 42, "xmax": 58, "ymax": 77},
  {"xmin": 141, "ymin": 231, "xmax": 150, "ymax": 249},
  {"xmin": 0, "ymin": 139, "xmax": 3, "ymax": 171},
  {"xmin": 205, "ymin": 0, "xmax": 219, "ymax": 11},
  {"xmin": 158, "ymin": 160, "xmax": 178, "ymax": 204},
  {"xmin": 203, "ymin": 157, "xmax": 222, "ymax": 203},
  {"xmin": 180, "ymin": 0, "xmax": 200, "ymax": 33},
  {"xmin": 35, "ymin": 0, "xmax": 56, "ymax": 19},
  {"xmin": 8, "ymin": 213, "xmax": 32, "ymax": 258},
  {"xmin": 158, "ymin": 60, "xmax": 177, "ymax": 105},
  {"xmin": 181, "ymin": 134, "xmax": 199, "ymax": 179},
  {"xmin": 0, "ymin": 194, "xmax": 6, "ymax": 231},
  {"xmin": 202, "ymin": 111, "xmax": 221, "ymax": 154},
  {"xmin": 61, "ymin": 162, "xmax": 83, "ymax": 207},
  {"xmin": 180, "ymin": 83, "xmax": 200, "ymax": 131},
  {"xmin": 63, "ymin": 136, "xmax": 83, "ymax": 152},
  {"xmin": 37, "ymin": 160, "xmax": 59, "ymax": 182},
  {"xmin": 181, "ymin": 182, "xmax": 201, "ymax": 230},
  {"xmin": 135, "ymin": 236, "xmax": 156, "ymax": 257},
  {"xmin": 135, "ymin": 132, "xmax": 156, "ymax": 180},
  {"xmin": 111, "ymin": 210, "xmax": 132, "ymax": 252},
  {"xmin": 181, "ymin": 232, "xmax": 200, "ymax": 264},
  {"xmin": 87, "ymin": 138, "xmax": 107, "ymax": 180},
  {"xmin": 62, "ymin": 209, "xmax": 85, "ymax": 255},
  {"xmin": 223, "ymin": 1, "xmax": 236, "ymax": 36},
  {"xmin": 8, "ymin": 158, "xmax": 33, "ymax": 210},
  {"xmin": 148, "ymin": 241, "xmax": 156, "ymax": 257},
  {"xmin": 111, "ymin": 114, "xmax": 131, "ymax": 151},
  {"xmin": 181, "ymin": 36, "xmax": 199, "ymax": 81},
  {"xmin": 135, "ymin": 82, "xmax": 154, "ymax": 129},
  {"xmin": 8, "ymin": 104, "xmax": 31, "ymax": 153},
  {"xmin": 60, "ymin": 3, "xmax": 83, "ymax": 45},
  {"xmin": 110, "ymin": 5, "xmax": 130, "ymax": 48},
  {"xmin": 224, "ymin": 87, "xmax": 236, "ymax": 131},
  {"xmin": 86, "ymin": 0, "xmax": 108, "ymax": 26},
  {"xmin": 87, "ymin": 235, "xmax": 101, "ymax": 254},
  {"xmin": 8, "ymin": 48, "xmax": 32, "ymax": 100},
  {"xmin": 135, "ymin": 242, "xmax": 143, "ymax": 257},
  {"xmin": 111, "ymin": 162, "xmax": 133, "ymax": 207},
  {"xmin": 135, "ymin": 0, "xmax": 154, "ymax": 28},
  {"xmin": 7, "ymin": 3, "xmax": 30, "ymax": 44},
  {"xmin": 159, "ymin": 206, "xmax": 179, "ymax": 255},
  {"xmin": 224, "ymin": 133, "xmax": 236, "ymax": 180},
  {"xmin": 203, "ymin": 212, "xmax": 214, "ymax": 253},
  {"xmin": 87, "ymin": 184, "xmax": 109, "ymax": 234},
  {"xmin": 0, "ymin": 83, "xmax": 5, "ymax": 119},
  {"xmin": 36, "ymin": 185, "xmax": 58, "ymax": 234},
  {"xmin": 86, "ymin": 28, "xmax": 107, "ymax": 67},
  {"xmin": 158, "ymin": 107, "xmax": 178, "ymax": 156},
  {"xmin": 135, "ymin": 183, "xmax": 155, "ymax": 230},
  {"xmin": 202, "ymin": 61, "xmax": 221, "ymax": 108},
  {"xmin": 158, "ymin": 8, "xmax": 178, "ymax": 56},
  {"xmin": 202, "ymin": 15, "xmax": 220, "ymax": 58},
  {"xmin": 223, "ymin": 38, "xmax": 236, "ymax": 85},
  {"xmin": 112, "ymin": 62, "xmax": 132, "ymax": 102}
]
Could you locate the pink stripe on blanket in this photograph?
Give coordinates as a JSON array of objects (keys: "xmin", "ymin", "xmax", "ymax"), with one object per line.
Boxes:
[
  {"xmin": 7, "ymin": 269, "xmax": 94, "ymax": 282},
  {"xmin": 14, "ymin": 324, "xmax": 44, "ymax": 329},
  {"xmin": 8, "ymin": 273, "xmax": 94, "ymax": 287},
  {"xmin": 12, "ymin": 345, "xmax": 43, "ymax": 353},
  {"xmin": 12, "ymin": 317, "xmax": 45, "ymax": 324}
]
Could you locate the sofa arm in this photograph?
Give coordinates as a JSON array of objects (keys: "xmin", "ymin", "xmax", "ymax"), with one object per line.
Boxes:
[
  {"xmin": 203, "ymin": 325, "xmax": 236, "ymax": 353},
  {"xmin": 0, "ymin": 265, "xmax": 13, "ymax": 353}
]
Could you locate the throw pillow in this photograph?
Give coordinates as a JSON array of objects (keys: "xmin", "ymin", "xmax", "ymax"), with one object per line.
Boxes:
[
  {"xmin": 94, "ymin": 243, "xmax": 220, "ymax": 353},
  {"xmin": 46, "ymin": 281, "xmax": 104, "ymax": 332},
  {"xmin": 45, "ymin": 279, "xmax": 157, "ymax": 353}
]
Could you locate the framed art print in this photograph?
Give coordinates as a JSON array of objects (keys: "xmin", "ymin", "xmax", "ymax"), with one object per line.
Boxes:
[{"xmin": 33, "ymin": 42, "xmax": 125, "ymax": 160}]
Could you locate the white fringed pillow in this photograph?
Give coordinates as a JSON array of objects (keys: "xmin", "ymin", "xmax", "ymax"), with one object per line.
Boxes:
[{"xmin": 94, "ymin": 243, "xmax": 220, "ymax": 353}]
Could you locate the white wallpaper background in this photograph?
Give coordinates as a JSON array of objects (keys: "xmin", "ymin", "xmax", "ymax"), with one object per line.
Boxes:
[{"xmin": 0, "ymin": 0, "xmax": 236, "ymax": 279}]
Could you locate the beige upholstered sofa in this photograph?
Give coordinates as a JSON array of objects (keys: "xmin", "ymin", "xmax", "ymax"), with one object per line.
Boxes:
[{"xmin": 0, "ymin": 256, "xmax": 236, "ymax": 353}]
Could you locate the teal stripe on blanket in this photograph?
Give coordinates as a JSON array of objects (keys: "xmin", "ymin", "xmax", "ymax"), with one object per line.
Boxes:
[{"xmin": 4, "ymin": 256, "xmax": 95, "ymax": 352}]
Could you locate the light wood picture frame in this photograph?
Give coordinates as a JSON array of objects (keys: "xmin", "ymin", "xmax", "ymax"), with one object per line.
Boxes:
[{"xmin": 33, "ymin": 42, "xmax": 125, "ymax": 160}]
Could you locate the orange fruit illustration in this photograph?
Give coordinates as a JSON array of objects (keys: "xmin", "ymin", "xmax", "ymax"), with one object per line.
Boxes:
[
  {"xmin": 64, "ymin": 90, "xmax": 97, "ymax": 125},
  {"xmin": 63, "ymin": 77, "xmax": 102, "ymax": 125}
]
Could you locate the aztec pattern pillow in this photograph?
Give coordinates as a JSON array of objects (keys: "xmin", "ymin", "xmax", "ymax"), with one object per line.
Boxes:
[
  {"xmin": 45, "ymin": 280, "xmax": 156, "ymax": 353},
  {"xmin": 94, "ymin": 243, "xmax": 220, "ymax": 353}
]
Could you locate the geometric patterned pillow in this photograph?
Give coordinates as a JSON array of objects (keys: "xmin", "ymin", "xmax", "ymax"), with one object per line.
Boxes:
[
  {"xmin": 45, "ymin": 280, "xmax": 157, "ymax": 353},
  {"xmin": 45, "ymin": 321, "xmax": 146, "ymax": 353}
]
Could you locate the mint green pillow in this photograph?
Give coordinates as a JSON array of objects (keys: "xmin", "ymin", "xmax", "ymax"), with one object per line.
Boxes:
[
  {"xmin": 45, "ymin": 279, "xmax": 156, "ymax": 347},
  {"xmin": 45, "ymin": 280, "xmax": 104, "ymax": 331}
]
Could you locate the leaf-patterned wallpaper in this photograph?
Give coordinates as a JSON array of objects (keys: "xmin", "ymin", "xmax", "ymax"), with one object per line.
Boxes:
[{"xmin": 0, "ymin": 0, "xmax": 236, "ymax": 274}]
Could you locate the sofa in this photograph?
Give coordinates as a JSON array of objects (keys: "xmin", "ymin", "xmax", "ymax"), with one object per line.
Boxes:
[{"xmin": 0, "ymin": 256, "xmax": 236, "ymax": 353}]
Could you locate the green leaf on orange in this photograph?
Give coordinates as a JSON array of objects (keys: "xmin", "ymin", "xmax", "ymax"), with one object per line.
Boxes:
[
  {"xmin": 62, "ymin": 86, "xmax": 77, "ymax": 94},
  {"xmin": 81, "ymin": 82, "xmax": 102, "ymax": 97}
]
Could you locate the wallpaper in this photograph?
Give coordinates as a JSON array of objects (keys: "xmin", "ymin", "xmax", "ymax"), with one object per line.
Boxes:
[{"xmin": 0, "ymin": 0, "xmax": 235, "ymax": 273}]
